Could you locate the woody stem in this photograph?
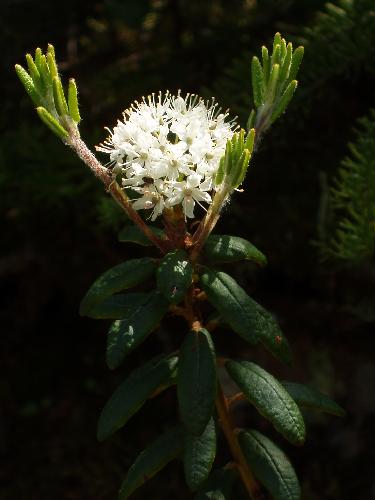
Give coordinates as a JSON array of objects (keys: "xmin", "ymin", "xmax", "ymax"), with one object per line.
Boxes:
[{"xmin": 215, "ymin": 385, "xmax": 264, "ymax": 499}]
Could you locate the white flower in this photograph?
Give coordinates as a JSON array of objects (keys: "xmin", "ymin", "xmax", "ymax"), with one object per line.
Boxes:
[
  {"xmin": 166, "ymin": 174, "xmax": 212, "ymax": 219},
  {"xmin": 96, "ymin": 91, "xmax": 236, "ymax": 220},
  {"xmin": 132, "ymin": 183, "xmax": 165, "ymax": 221}
]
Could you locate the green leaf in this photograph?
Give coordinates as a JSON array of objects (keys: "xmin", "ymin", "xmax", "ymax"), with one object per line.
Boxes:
[
  {"xmin": 244, "ymin": 128, "xmax": 256, "ymax": 153},
  {"xmin": 200, "ymin": 270, "xmax": 258, "ymax": 345},
  {"xmin": 195, "ymin": 468, "xmax": 236, "ymax": 500},
  {"xmin": 119, "ymin": 425, "xmax": 184, "ymax": 500},
  {"xmin": 288, "ymin": 46, "xmax": 304, "ymax": 82},
  {"xmin": 282, "ymin": 382, "xmax": 346, "ymax": 417},
  {"xmin": 106, "ymin": 291, "xmax": 168, "ymax": 369},
  {"xmin": 118, "ymin": 225, "xmax": 164, "ymax": 246},
  {"xmin": 271, "ymin": 44, "xmax": 281, "ymax": 67},
  {"xmin": 251, "ymin": 56, "xmax": 265, "ymax": 108},
  {"xmin": 25, "ymin": 53, "xmax": 44, "ymax": 95},
  {"xmin": 279, "ymin": 42, "xmax": 293, "ymax": 87},
  {"xmin": 156, "ymin": 250, "xmax": 193, "ymax": 304},
  {"xmin": 184, "ymin": 418, "xmax": 217, "ymax": 491},
  {"xmin": 97, "ymin": 354, "xmax": 178, "ymax": 441},
  {"xmin": 261, "ymin": 46, "xmax": 270, "ymax": 82},
  {"xmin": 251, "ymin": 299, "xmax": 292, "ymax": 364},
  {"xmin": 15, "ymin": 64, "xmax": 40, "ymax": 106},
  {"xmin": 36, "ymin": 107, "xmax": 68, "ymax": 139},
  {"xmin": 178, "ymin": 328, "xmax": 217, "ymax": 436},
  {"xmin": 267, "ymin": 63, "xmax": 280, "ymax": 103},
  {"xmin": 68, "ymin": 78, "xmax": 81, "ymax": 123},
  {"xmin": 84, "ymin": 292, "xmax": 149, "ymax": 319},
  {"xmin": 203, "ymin": 235, "xmax": 267, "ymax": 266},
  {"xmin": 215, "ymin": 156, "xmax": 225, "ymax": 186},
  {"xmin": 53, "ymin": 76, "xmax": 68, "ymax": 116},
  {"xmin": 37, "ymin": 54, "xmax": 52, "ymax": 88},
  {"xmin": 231, "ymin": 149, "xmax": 251, "ymax": 189},
  {"xmin": 271, "ymin": 80, "xmax": 298, "ymax": 124},
  {"xmin": 273, "ymin": 33, "xmax": 282, "ymax": 55},
  {"xmin": 80, "ymin": 257, "xmax": 156, "ymax": 316},
  {"xmin": 34, "ymin": 48, "xmax": 43, "ymax": 71},
  {"xmin": 239, "ymin": 430, "xmax": 301, "ymax": 500},
  {"xmin": 201, "ymin": 271, "xmax": 292, "ymax": 364},
  {"xmin": 246, "ymin": 109, "xmax": 256, "ymax": 132},
  {"xmin": 226, "ymin": 361, "xmax": 305, "ymax": 445},
  {"xmin": 46, "ymin": 44, "xmax": 58, "ymax": 79}
]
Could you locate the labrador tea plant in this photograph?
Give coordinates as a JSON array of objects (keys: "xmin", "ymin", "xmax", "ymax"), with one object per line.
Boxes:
[{"xmin": 16, "ymin": 34, "xmax": 345, "ymax": 500}]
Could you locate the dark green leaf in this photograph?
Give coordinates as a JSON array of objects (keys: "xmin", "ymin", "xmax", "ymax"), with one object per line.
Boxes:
[
  {"xmin": 84, "ymin": 292, "xmax": 149, "ymax": 319},
  {"xmin": 282, "ymin": 382, "xmax": 346, "ymax": 417},
  {"xmin": 178, "ymin": 328, "xmax": 217, "ymax": 435},
  {"xmin": 201, "ymin": 271, "xmax": 292, "ymax": 364},
  {"xmin": 118, "ymin": 225, "xmax": 165, "ymax": 246},
  {"xmin": 203, "ymin": 235, "xmax": 267, "ymax": 266},
  {"xmin": 80, "ymin": 258, "xmax": 156, "ymax": 316},
  {"xmin": 226, "ymin": 361, "xmax": 305, "ymax": 445},
  {"xmin": 239, "ymin": 429, "xmax": 301, "ymax": 500},
  {"xmin": 251, "ymin": 300, "xmax": 292, "ymax": 365},
  {"xmin": 195, "ymin": 468, "xmax": 236, "ymax": 500},
  {"xmin": 97, "ymin": 354, "xmax": 178, "ymax": 441},
  {"xmin": 157, "ymin": 250, "xmax": 193, "ymax": 304},
  {"xmin": 251, "ymin": 56, "xmax": 265, "ymax": 108},
  {"xmin": 119, "ymin": 425, "xmax": 184, "ymax": 500},
  {"xmin": 106, "ymin": 292, "xmax": 168, "ymax": 369},
  {"xmin": 200, "ymin": 270, "xmax": 258, "ymax": 345},
  {"xmin": 184, "ymin": 418, "xmax": 217, "ymax": 491}
]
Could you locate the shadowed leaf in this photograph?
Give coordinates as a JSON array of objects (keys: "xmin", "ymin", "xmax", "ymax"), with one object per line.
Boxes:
[
  {"xmin": 226, "ymin": 360, "xmax": 305, "ymax": 445},
  {"xmin": 239, "ymin": 429, "xmax": 301, "ymax": 500},
  {"xmin": 98, "ymin": 354, "xmax": 178, "ymax": 441},
  {"xmin": 178, "ymin": 328, "xmax": 217, "ymax": 435}
]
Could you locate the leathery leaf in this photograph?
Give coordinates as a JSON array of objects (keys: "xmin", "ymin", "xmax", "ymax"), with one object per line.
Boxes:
[
  {"xmin": 203, "ymin": 235, "xmax": 267, "ymax": 266},
  {"xmin": 157, "ymin": 249, "xmax": 193, "ymax": 304},
  {"xmin": 239, "ymin": 429, "xmax": 301, "ymax": 500},
  {"xmin": 119, "ymin": 425, "xmax": 184, "ymax": 500},
  {"xmin": 84, "ymin": 292, "xmax": 149, "ymax": 319},
  {"xmin": 226, "ymin": 360, "xmax": 305, "ymax": 445},
  {"xmin": 184, "ymin": 418, "xmax": 217, "ymax": 491},
  {"xmin": 282, "ymin": 382, "xmax": 346, "ymax": 417},
  {"xmin": 194, "ymin": 467, "xmax": 236, "ymax": 499},
  {"xmin": 200, "ymin": 270, "xmax": 292, "ymax": 363},
  {"xmin": 106, "ymin": 291, "xmax": 168, "ymax": 369},
  {"xmin": 80, "ymin": 257, "xmax": 156, "ymax": 316},
  {"xmin": 178, "ymin": 328, "xmax": 217, "ymax": 435},
  {"xmin": 98, "ymin": 354, "xmax": 178, "ymax": 441}
]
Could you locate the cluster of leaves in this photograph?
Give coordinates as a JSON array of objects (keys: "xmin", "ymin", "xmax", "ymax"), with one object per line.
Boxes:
[
  {"xmin": 15, "ymin": 46, "xmax": 81, "ymax": 139},
  {"xmin": 79, "ymin": 227, "xmax": 345, "ymax": 500},
  {"xmin": 318, "ymin": 110, "xmax": 375, "ymax": 262},
  {"xmin": 247, "ymin": 33, "xmax": 303, "ymax": 135},
  {"xmin": 206, "ymin": 0, "xmax": 375, "ymax": 269},
  {"xmin": 208, "ymin": 0, "xmax": 375, "ymax": 124}
]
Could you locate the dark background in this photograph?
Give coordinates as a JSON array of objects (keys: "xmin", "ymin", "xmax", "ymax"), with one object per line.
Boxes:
[{"xmin": 1, "ymin": 0, "xmax": 375, "ymax": 498}]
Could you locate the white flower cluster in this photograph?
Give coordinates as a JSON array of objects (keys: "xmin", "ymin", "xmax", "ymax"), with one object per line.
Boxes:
[{"xmin": 96, "ymin": 92, "xmax": 235, "ymax": 220}]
